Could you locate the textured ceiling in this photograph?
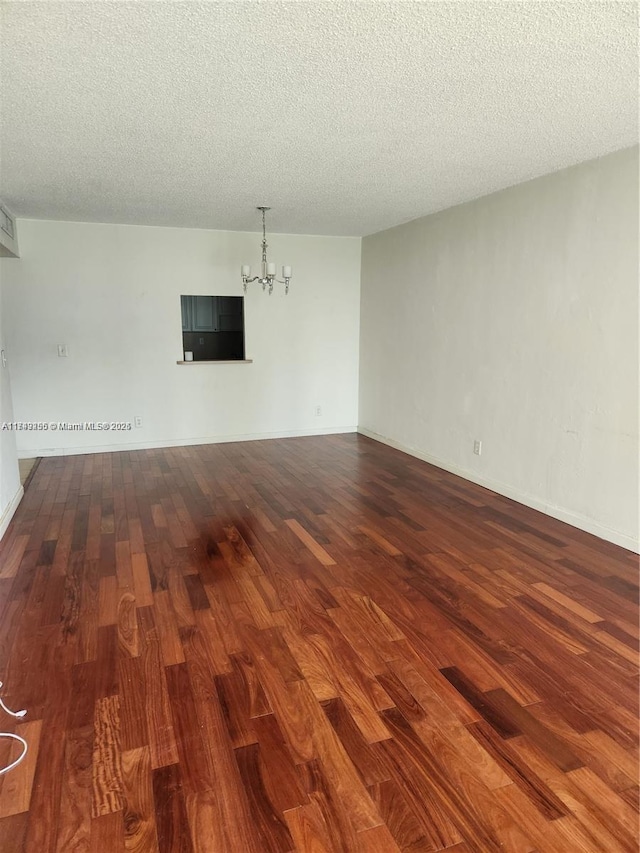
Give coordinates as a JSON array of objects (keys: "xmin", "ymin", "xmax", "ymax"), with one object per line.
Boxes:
[{"xmin": 1, "ymin": 1, "xmax": 637, "ymax": 237}]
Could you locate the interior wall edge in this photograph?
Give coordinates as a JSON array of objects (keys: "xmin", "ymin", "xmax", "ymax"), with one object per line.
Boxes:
[
  {"xmin": 16, "ymin": 425, "xmax": 359, "ymax": 460},
  {"xmin": 0, "ymin": 483, "xmax": 24, "ymax": 542},
  {"xmin": 358, "ymin": 426, "xmax": 639, "ymax": 554}
]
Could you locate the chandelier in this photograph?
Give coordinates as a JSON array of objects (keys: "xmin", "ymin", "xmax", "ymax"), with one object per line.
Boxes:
[{"xmin": 241, "ymin": 207, "xmax": 291, "ymax": 295}]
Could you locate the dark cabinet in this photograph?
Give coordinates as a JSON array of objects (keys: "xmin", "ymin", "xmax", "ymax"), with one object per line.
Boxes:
[
  {"xmin": 181, "ymin": 296, "xmax": 243, "ymax": 332},
  {"xmin": 192, "ymin": 296, "xmax": 217, "ymax": 331},
  {"xmin": 181, "ymin": 295, "xmax": 192, "ymax": 331}
]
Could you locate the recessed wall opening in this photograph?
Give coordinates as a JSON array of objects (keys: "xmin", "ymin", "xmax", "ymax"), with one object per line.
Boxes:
[{"xmin": 181, "ymin": 295, "xmax": 245, "ymax": 361}]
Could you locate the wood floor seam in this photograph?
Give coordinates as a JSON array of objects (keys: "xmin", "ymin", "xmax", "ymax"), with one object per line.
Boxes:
[{"xmin": 0, "ymin": 434, "xmax": 636, "ymax": 852}]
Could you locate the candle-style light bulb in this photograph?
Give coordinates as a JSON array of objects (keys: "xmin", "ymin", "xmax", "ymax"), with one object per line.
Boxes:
[
  {"xmin": 283, "ymin": 265, "xmax": 292, "ymax": 278},
  {"xmin": 242, "ymin": 265, "xmax": 251, "ymax": 277}
]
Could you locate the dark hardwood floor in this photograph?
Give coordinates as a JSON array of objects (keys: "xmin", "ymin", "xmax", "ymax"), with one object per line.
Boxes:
[{"xmin": 0, "ymin": 433, "xmax": 637, "ymax": 852}]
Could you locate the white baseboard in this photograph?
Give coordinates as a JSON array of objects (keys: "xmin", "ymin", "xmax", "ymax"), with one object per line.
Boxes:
[
  {"xmin": 0, "ymin": 485, "xmax": 24, "ymax": 542},
  {"xmin": 18, "ymin": 425, "xmax": 358, "ymax": 459},
  {"xmin": 358, "ymin": 426, "xmax": 639, "ymax": 554}
]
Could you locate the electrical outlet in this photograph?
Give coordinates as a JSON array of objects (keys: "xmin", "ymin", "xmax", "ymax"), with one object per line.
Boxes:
[
  {"xmin": 315, "ymin": 406, "xmax": 322, "ymax": 417},
  {"xmin": 473, "ymin": 440, "xmax": 482, "ymax": 456},
  {"xmin": 57, "ymin": 344, "xmax": 68, "ymax": 358},
  {"xmin": 134, "ymin": 415, "xmax": 143, "ymax": 428}
]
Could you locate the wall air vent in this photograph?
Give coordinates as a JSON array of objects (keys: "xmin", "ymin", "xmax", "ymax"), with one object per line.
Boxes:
[
  {"xmin": 0, "ymin": 201, "xmax": 19, "ymax": 257},
  {"xmin": 0, "ymin": 208, "xmax": 14, "ymax": 240}
]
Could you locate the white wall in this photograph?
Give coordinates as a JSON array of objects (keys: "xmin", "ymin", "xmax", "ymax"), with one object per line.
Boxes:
[
  {"xmin": 2, "ymin": 220, "xmax": 361, "ymax": 455},
  {"xmin": 0, "ymin": 272, "xmax": 23, "ymax": 538},
  {"xmin": 359, "ymin": 147, "xmax": 639, "ymax": 552}
]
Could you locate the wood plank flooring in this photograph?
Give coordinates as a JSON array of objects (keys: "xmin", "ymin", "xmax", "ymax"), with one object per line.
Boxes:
[{"xmin": 0, "ymin": 433, "xmax": 637, "ymax": 852}]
